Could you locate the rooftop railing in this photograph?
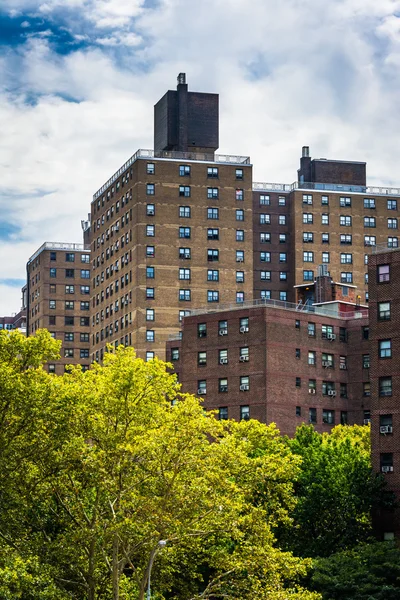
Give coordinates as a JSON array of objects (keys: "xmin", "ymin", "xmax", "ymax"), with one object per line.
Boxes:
[
  {"xmin": 28, "ymin": 242, "xmax": 90, "ymax": 263},
  {"xmin": 252, "ymin": 181, "xmax": 400, "ymax": 196},
  {"xmin": 372, "ymin": 242, "xmax": 400, "ymax": 254},
  {"xmin": 187, "ymin": 297, "xmax": 368, "ymax": 320},
  {"xmin": 93, "ymin": 149, "xmax": 251, "ymax": 200}
]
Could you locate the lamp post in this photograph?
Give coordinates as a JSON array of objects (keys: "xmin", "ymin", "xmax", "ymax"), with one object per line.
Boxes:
[{"xmin": 146, "ymin": 540, "xmax": 167, "ymax": 600}]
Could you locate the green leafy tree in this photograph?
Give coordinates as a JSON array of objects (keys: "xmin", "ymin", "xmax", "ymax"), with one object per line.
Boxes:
[
  {"xmin": 308, "ymin": 541, "xmax": 400, "ymax": 599},
  {"xmin": 281, "ymin": 424, "xmax": 392, "ymax": 557}
]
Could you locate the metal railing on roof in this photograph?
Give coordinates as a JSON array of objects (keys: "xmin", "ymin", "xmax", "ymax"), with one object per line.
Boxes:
[
  {"xmin": 187, "ymin": 297, "xmax": 368, "ymax": 320},
  {"xmin": 372, "ymin": 242, "xmax": 400, "ymax": 254},
  {"xmin": 93, "ymin": 149, "xmax": 251, "ymax": 200},
  {"xmin": 28, "ymin": 242, "xmax": 90, "ymax": 263},
  {"xmin": 252, "ymin": 181, "xmax": 400, "ymax": 196}
]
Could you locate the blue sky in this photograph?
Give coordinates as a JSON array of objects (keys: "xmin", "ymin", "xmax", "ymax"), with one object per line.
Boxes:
[{"xmin": 1, "ymin": 0, "xmax": 400, "ymax": 313}]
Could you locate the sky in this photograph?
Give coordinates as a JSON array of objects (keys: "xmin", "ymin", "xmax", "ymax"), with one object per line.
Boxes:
[{"xmin": 1, "ymin": 0, "xmax": 400, "ymax": 314}]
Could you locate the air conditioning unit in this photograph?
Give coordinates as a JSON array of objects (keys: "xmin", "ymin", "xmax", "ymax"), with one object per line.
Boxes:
[
  {"xmin": 184, "ymin": 255, "xmax": 191, "ymax": 259},
  {"xmin": 197, "ymin": 389, "xmax": 206, "ymax": 395},
  {"xmin": 220, "ymin": 385, "xmax": 228, "ymax": 392},
  {"xmin": 322, "ymin": 361, "xmax": 332, "ymax": 367},
  {"xmin": 147, "ymin": 210, "xmax": 155, "ymax": 216},
  {"xmin": 381, "ymin": 465, "xmax": 394, "ymax": 473},
  {"xmin": 327, "ymin": 390, "xmax": 336, "ymax": 396},
  {"xmin": 239, "ymin": 355, "xmax": 249, "ymax": 362},
  {"xmin": 364, "ymin": 418, "xmax": 371, "ymax": 425},
  {"xmin": 240, "ymin": 384, "xmax": 249, "ymax": 391},
  {"xmin": 327, "ymin": 333, "xmax": 336, "ymax": 340},
  {"xmin": 240, "ymin": 326, "xmax": 249, "ymax": 333},
  {"xmin": 308, "ymin": 388, "xmax": 316, "ymax": 394},
  {"xmin": 339, "ymin": 364, "xmax": 347, "ymax": 370},
  {"xmin": 220, "ymin": 358, "xmax": 228, "ymax": 365},
  {"xmin": 219, "ymin": 329, "xmax": 228, "ymax": 336},
  {"xmin": 380, "ymin": 425, "xmax": 393, "ymax": 434},
  {"xmin": 236, "ymin": 257, "xmax": 244, "ymax": 262}
]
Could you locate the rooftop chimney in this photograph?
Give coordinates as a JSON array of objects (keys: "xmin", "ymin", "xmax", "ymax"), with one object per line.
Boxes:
[
  {"xmin": 302, "ymin": 145, "xmax": 310, "ymax": 157},
  {"xmin": 177, "ymin": 72, "xmax": 186, "ymax": 85}
]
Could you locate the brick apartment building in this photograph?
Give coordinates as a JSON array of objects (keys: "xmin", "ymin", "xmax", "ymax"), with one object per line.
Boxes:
[
  {"xmin": 253, "ymin": 147, "xmax": 400, "ymax": 305},
  {"xmin": 26, "ymin": 242, "xmax": 91, "ymax": 374},
  {"xmin": 166, "ymin": 276, "xmax": 370, "ymax": 437},
  {"xmin": 90, "ymin": 74, "xmax": 253, "ymax": 362},
  {"xmin": 368, "ymin": 245, "xmax": 400, "ymax": 538}
]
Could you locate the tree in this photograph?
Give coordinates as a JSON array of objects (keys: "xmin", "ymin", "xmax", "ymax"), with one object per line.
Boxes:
[
  {"xmin": 308, "ymin": 541, "xmax": 400, "ymax": 600},
  {"xmin": 280, "ymin": 424, "xmax": 392, "ymax": 557}
]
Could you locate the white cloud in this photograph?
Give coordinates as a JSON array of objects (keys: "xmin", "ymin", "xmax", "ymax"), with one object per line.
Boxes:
[
  {"xmin": 21, "ymin": 20, "xmax": 31, "ymax": 27},
  {"xmin": 1, "ymin": 0, "xmax": 400, "ymax": 313}
]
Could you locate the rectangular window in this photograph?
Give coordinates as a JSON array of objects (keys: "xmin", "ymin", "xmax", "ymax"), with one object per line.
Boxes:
[
  {"xmin": 303, "ymin": 213, "xmax": 313, "ymax": 224},
  {"xmin": 236, "ymin": 291, "xmax": 245, "ymax": 303},
  {"xmin": 65, "ymin": 301, "xmax": 74, "ymax": 310},
  {"xmin": 179, "ymin": 185, "xmax": 191, "ymax": 197},
  {"xmin": 379, "ymin": 377, "xmax": 392, "ymax": 396},
  {"xmin": 65, "ymin": 285, "xmax": 74, "ymax": 294},
  {"xmin": 236, "ymin": 271, "xmax": 244, "ymax": 283},
  {"xmin": 260, "ymin": 252, "xmax": 271, "ymax": 262},
  {"xmin": 260, "ymin": 271, "xmax": 271, "ymax": 281},
  {"xmin": 179, "ymin": 247, "xmax": 191, "ymax": 259},
  {"xmin": 236, "ymin": 168, "xmax": 244, "ymax": 180},
  {"xmin": 146, "ymin": 163, "xmax": 155, "ymax": 174},
  {"xmin": 364, "ymin": 235, "xmax": 376, "ymax": 246},
  {"xmin": 236, "ymin": 250, "xmax": 244, "ymax": 262},
  {"xmin": 236, "ymin": 229, "xmax": 244, "ymax": 241},
  {"xmin": 198, "ymin": 323, "xmax": 207, "ymax": 338},
  {"xmin": 219, "ymin": 320, "xmax": 228, "ymax": 335},
  {"xmin": 322, "ymin": 233, "xmax": 330, "ymax": 244},
  {"xmin": 179, "ymin": 206, "xmax": 191, "ymax": 218},
  {"xmin": 81, "ymin": 254, "xmax": 90, "ymax": 264},
  {"xmin": 207, "ymin": 290, "xmax": 219, "ymax": 302},
  {"xmin": 340, "ymin": 196, "xmax": 351, "ymax": 207},
  {"xmin": 80, "ymin": 285, "xmax": 90, "ymax": 295},
  {"xmin": 388, "ymin": 237, "xmax": 398, "ymax": 248},
  {"xmin": 50, "ymin": 268, "xmax": 57, "ymax": 278},
  {"xmin": 309, "ymin": 408, "xmax": 317, "ymax": 424},
  {"xmin": 322, "ymin": 252, "xmax": 330, "ymax": 263},
  {"xmin": 146, "ymin": 266, "xmax": 155, "ymax": 279},
  {"xmin": 278, "ymin": 196, "xmax": 286, "ymax": 206},
  {"xmin": 303, "ymin": 194, "xmax": 313, "ymax": 204},
  {"xmin": 321, "ymin": 214, "xmax": 329, "ymax": 225},
  {"xmin": 146, "ymin": 183, "xmax": 155, "ymax": 195},
  {"xmin": 146, "ymin": 309, "xmax": 155, "ymax": 321},
  {"xmin": 65, "ymin": 316, "xmax": 74, "ymax": 326},
  {"xmin": 219, "ymin": 378, "xmax": 228, "ymax": 392},
  {"xmin": 197, "ymin": 380, "xmax": 207, "ymax": 395},
  {"xmin": 362, "ymin": 354, "xmax": 370, "ymax": 369},
  {"xmin": 80, "ymin": 349, "xmax": 89, "ymax": 359},
  {"xmin": 260, "ymin": 194, "xmax": 270, "ymax": 205},
  {"xmin": 303, "ymin": 232, "xmax": 313, "ymax": 243},
  {"xmin": 179, "ymin": 268, "xmax": 191, "ymax": 280},
  {"xmin": 364, "ymin": 198, "xmax": 375, "ymax": 208},
  {"xmin": 207, "ymin": 228, "xmax": 219, "ymax": 240},
  {"xmin": 240, "ymin": 376, "xmax": 250, "ymax": 391},
  {"xmin": 65, "ymin": 269, "xmax": 75, "ymax": 278},
  {"xmin": 340, "ymin": 272, "xmax": 353, "ymax": 283},
  {"xmin": 179, "ymin": 289, "xmax": 191, "ymax": 301},
  {"xmin": 146, "ymin": 224, "xmax": 155, "ymax": 237},
  {"xmin": 364, "ymin": 216, "xmax": 376, "ymax": 228},
  {"xmin": 303, "ymin": 251, "xmax": 314, "ymax": 262},
  {"xmin": 146, "ymin": 352, "xmax": 155, "ymax": 362},
  {"xmin": 236, "ymin": 210, "xmax": 244, "ymax": 221},
  {"xmin": 179, "ymin": 165, "xmax": 191, "ymax": 177},
  {"xmin": 322, "ymin": 410, "xmax": 335, "ymax": 425},
  {"xmin": 303, "ymin": 270, "xmax": 314, "ymax": 281},
  {"xmin": 64, "ymin": 333, "xmax": 74, "ymax": 342},
  {"xmin": 81, "ymin": 270, "xmax": 90, "ymax": 279},
  {"xmin": 279, "ymin": 271, "xmax": 287, "ymax": 280},
  {"xmin": 207, "ymin": 207, "xmax": 219, "ymax": 219},
  {"xmin": 378, "ymin": 264, "xmax": 390, "ymax": 283},
  {"xmin": 171, "ymin": 348, "xmax": 179, "ymax": 361},
  {"xmin": 146, "ymin": 245, "xmax": 155, "ymax": 258},
  {"xmin": 219, "ymin": 407, "xmax": 228, "ymax": 420},
  {"xmin": 50, "ymin": 252, "xmax": 56, "ymax": 261},
  {"xmin": 340, "ymin": 234, "xmax": 352, "ymax": 245},
  {"xmin": 235, "ymin": 189, "xmax": 244, "ymax": 201},
  {"xmin": 207, "ymin": 187, "xmax": 218, "ymax": 199},
  {"xmin": 240, "ymin": 317, "xmax": 249, "ymax": 332},
  {"xmin": 208, "ymin": 249, "xmax": 219, "ymax": 262},
  {"xmin": 278, "ymin": 215, "xmax": 286, "ymax": 225},
  {"xmin": 378, "ymin": 301, "xmax": 391, "ymax": 320},
  {"xmin": 80, "ymin": 301, "xmax": 90, "ymax": 311},
  {"xmin": 308, "ymin": 351, "xmax": 316, "ymax": 365},
  {"xmin": 240, "ymin": 405, "xmax": 250, "ymax": 420},
  {"xmin": 260, "ymin": 290, "xmax": 271, "ymax": 300},
  {"xmin": 388, "ymin": 218, "xmax": 398, "ymax": 229},
  {"xmin": 260, "ymin": 232, "xmax": 271, "ymax": 243},
  {"xmin": 65, "ymin": 252, "xmax": 75, "ymax": 262},
  {"xmin": 279, "ymin": 233, "xmax": 287, "ymax": 243},
  {"xmin": 379, "ymin": 339, "xmax": 392, "ymax": 359},
  {"xmin": 321, "ymin": 195, "xmax": 329, "ymax": 205},
  {"xmin": 179, "ymin": 227, "xmax": 191, "ymax": 239},
  {"xmin": 146, "ymin": 288, "xmax": 155, "ymax": 299},
  {"xmin": 198, "ymin": 351, "xmax": 207, "ymax": 366},
  {"xmin": 340, "ymin": 215, "xmax": 352, "ymax": 226},
  {"xmin": 207, "ymin": 269, "xmax": 219, "ymax": 281},
  {"xmin": 219, "ymin": 349, "xmax": 228, "ymax": 364},
  {"xmin": 387, "ymin": 199, "xmax": 397, "ymax": 210},
  {"xmin": 340, "ymin": 253, "xmax": 352, "ymax": 264},
  {"xmin": 207, "ymin": 167, "xmax": 218, "ymax": 178},
  {"xmin": 279, "ymin": 252, "xmax": 287, "ymax": 262}
]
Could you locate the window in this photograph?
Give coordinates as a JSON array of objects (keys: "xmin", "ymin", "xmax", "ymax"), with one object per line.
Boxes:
[
  {"xmin": 322, "ymin": 353, "xmax": 334, "ymax": 368},
  {"xmin": 207, "ymin": 208, "xmax": 219, "ymax": 219},
  {"xmin": 379, "ymin": 339, "xmax": 392, "ymax": 359},
  {"xmin": 240, "ymin": 317, "xmax": 249, "ymax": 332},
  {"xmin": 179, "ymin": 289, "xmax": 191, "ymax": 301},
  {"xmin": 303, "ymin": 270, "xmax": 314, "ymax": 281},
  {"xmin": 303, "ymin": 251, "xmax": 313, "ymax": 262},
  {"xmin": 240, "ymin": 405, "xmax": 250, "ymax": 420},
  {"xmin": 81, "ymin": 254, "xmax": 90, "ymax": 264},
  {"xmin": 295, "ymin": 377, "xmax": 301, "ymax": 388},
  {"xmin": 179, "ymin": 206, "xmax": 191, "ymax": 218},
  {"xmin": 146, "ymin": 352, "xmax": 155, "ymax": 362},
  {"xmin": 81, "ymin": 270, "xmax": 90, "ymax": 279},
  {"xmin": 207, "ymin": 187, "xmax": 218, "ymax": 199},
  {"xmin": 236, "ymin": 250, "xmax": 244, "ymax": 262},
  {"xmin": 49, "ymin": 267, "xmax": 57, "ymax": 278},
  {"xmin": 303, "ymin": 213, "xmax": 313, "ymax": 224},
  {"xmin": 207, "ymin": 167, "xmax": 218, "ymax": 178},
  {"xmin": 320, "ymin": 252, "xmax": 329, "ymax": 263},
  {"xmin": 340, "ymin": 215, "xmax": 352, "ymax": 226},
  {"xmin": 80, "ymin": 317, "xmax": 90, "ymax": 327},
  {"xmin": 341, "ymin": 272, "xmax": 353, "ymax": 283},
  {"xmin": 388, "ymin": 218, "xmax": 398, "ymax": 229},
  {"xmin": 236, "ymin": 210, "xmax": 244, "ymax": 221},
  {"xmin": 236, "ymin": 292, "xmax": 245, "ymax": 303},
  {"xmin": 388, "ymin": 199, "xmax": 397, "ymax": 210},
  {"xmin": 295, "ymin": 320, "xmax": 300, "ymax": 329},
  {"xmin": 236, "ymin": 168, "xmax": 244, "ymax": 180},
  {"xmin": 49, "ymin": 284, "xmax": 56, "ymax": 294},
  {"xmin": 146, "ymin": 163, "xmax": 155, "ymax": 174},
  {"xmin": 362, "ymin": 354, "xmax": 370, "ymax": 369},
  {"xmin": 340, "ymin": 234, "xmax": 352, "ymax": 245},
  {"xmin": 364, "ymin": 216, "xmax": 376, "ymax": 228},
  {"xmin": 80, "ymin": 349, "xmax": 89, "ymax": 359},
  {"xmin": 278, "ymin": 196, "xmax": 286, "ymax": 206},
  {"xmin": 179, "ymin": 268, "xmax": 191, "ymax": 280},
  {"xmin": 207, "ymin": 290, "xmax": 219, "ymax": 302},
  {"xmin": 364, "ymin": 235, "xmax": 376, "ymax": 246},
  {"xmin": 309, "ymin": 408, "xmax": 317, "ymax": 424},
  {"xmin": 322, "ymin": 233, "xmax": 330, "ymax": 244},
  {"xmin": 179, "ymin": 165, "xmax": 191, "ymax": 177},
  {"xmin": 321, "ymin": 214, "xmax": 329, "ymax": 225},
  {"xmin": 179, "ymin": 309, "xmax": 190, "ymax": 322},
  {"xmin": 340, "ymin": 253, "xmax": 352, "ymax": 264},
  {"xmin": 303, "ymin": 194, "xmax": 313, "ymax": 204},
  {"xmin": 388, "ymin": 237, "xmax": 398, "ymax": 248},
  {"xmin": 236, "ymin": 230, "xmax": 244, "ymax": 241},
  {"xmin": 261, "ymin": 290, "xmax": 271, "ymax": 300},
  {"xmin": 146, "ymin": 224, "xmax": 155, "ymax": 237},
  {"xmin": 207, "ymin": 228, "xmax": 219, "ymax": 240},
  {"xmin": 296, "ymin": 406, "xmax": 301, "ymax": 417},
  {"xmin": 171, "ymin": 348, "xmax": 179, "ymax": 361},
  {"xmin": 260, "ymin": 194, "xmax": 270, "ymax": 205},
  {"xmin": 340, "ymin": 196, "xmax": 351, "ymax": 207},
  {"xmin": 322, "ymin": 381, "xmax": 335, "ymax": 395},
  {"xmin": 80, "ymin": 301, "xmax": 89, "ymax": 311},
  {"xmin": 219, "ymin": 320, "xmax": 228, "ymax": 335},
  {"xmin": 260, "ymin": 233, "xmax": 271, "ymax": 243},
  {"xmin": 308, "ymin": 322, "xmax": 316, "ymax": 337},
  {"xmin": 295, "ymin": 348, "xmax": 301, "ymax": 360},
  {"xmin": 378, "ymin": 301, "xmax": 391, "ymax": 320},
  {"xmin": 65, "ymin": 301, "xmax": 74, "ymax": 310},
  {"xmin": 179, "ymin": 227, "xmax": 191, "ymax": 239},
  {"xmin": 146, "ymin": 266, "xmax": 155, "ymax": 279},
  {"xmin": 179, "ymin": 247, "xmax": 191, "ymax": 259},
  {"xmin": 207, "ymin": 269, "xmax": 219, "ymax": 281},
  {"xmin": 179, "ymin": 185, "xmax": 191, "ymax": 197},
  {"xmin": 65, "ymin": 316, "xmax": 74, "ymax": 326},
  {"xmin": 146, "ymin": 245, "xmax": 155, "ymax": 258},
  {"xmin": 65, "ymin": 269, "xmax": 75, "ymax": 278},
  {"xmin": 219, "ymin": 378, "xmax": 228, "ymax": 392},
  {"xmin": 240, "ymin": 376, "xmax": 250, "ymax": 391},
  {"xmin": 49, "ymin": 300, "xmax": 56, "ymax": 309},
  {"xmin": 279, "ymin": 252, "xmax": 287, "ymax": 262},
  {"xmin": 198, "ymin": 351, "xmax": 207, "ymax": 366},
  {"xmin": 378, "ymin": 264, "xmax": 390, "ymax": 283},
  {"xmin": 362, "ymin": 326, "xmax": 369, "ymax": 340},
  {"xmin": 197, "ymin": 380, "xmax": 207, "ymax": 395},
  {"xmin": 65, "ymin": 252, "xmax": 75, "ymax": 262},
  {"xmin": 321, "ymin": 324, "xmax": 334, "ymax": 339},
  {"xmin": 65, "ymin": 349, "xmax": 74, "ymax": 358},
  {"xmin": 260, "ymin": 271, "xmax": 271, "ymax": 281},
  {"xmin": 307, "ymin": 351, "xmax": 316, "ymax": 365},
  {"xmin": 303, "ymin": 232, "xmax": 313, "ymax": 243},
  {"xmin": 80, "ymin": 285, "xmax": 90, "ymax": 295},
  {"xmin": 146, "ymin": 288, "xmax": 155, "ymax": 299},
  {"xmin": 380, "ymin": 453, "xmax": 393, "ymax": 473},
  {"xmin": 278, "ymin": 215, "xmax": 286, "ymax": 225},
  {"xmin": 364, "ymin": 198, "xmax": 375, "ymax": 209},
  {"xmin": 146, "ymin": 309, "xmax": 155, "ymax": 321},
  {"xmin": 279, "ymin": 291, "xmax": 287, "ymax": 301},
  {"xmin": 340, "ymin": 327, "xmax": 347, "ymax": 343},
  {"xmin": 260, "ymin": 252, "xmax": 271, "ymax": 262},
  {"xmin": 236, "ymin": 271, "xmax": 244, "ymax": 283},
  {"xmin": 279, "ymin": 233, "xmax": 287, "ymax": 243},
  {"xmin": 208, "ymin": 249, "xmax": 219, "ymax": 262},
  {"xmin": 146, "ymin": 183, "xmax": 155, "ymax": 195},
  {"xmin": 236, "ymin": 189, "xmax": 244, "ymax": 201},
  {"xmin": 198, "ymin": 323, "xmax": 207, "ymax": 338},
  {"xmin": 219, "ymin": 407, "xmax": 228, "ymax": 420},
  {"xmin": 322, "ymin": 410, "xmax": 335, "ymax": 425},
  {"xmin": 321, "ymin": 195, "xmax": 329, "ymax": 205},
  {"xmin": 65, "ymin": 332, "xmax": 74, "ymax": 342},
  {"xmin": 379, "ymin": 377, "xmax": 392, "ymax": 396},
  {"xmin": 50, "ymin": 252, "xmax": 56, "ymax": 261},
  {"xmin": 279, "ymin": 271, "xmax": 287, "ymax": 280}
]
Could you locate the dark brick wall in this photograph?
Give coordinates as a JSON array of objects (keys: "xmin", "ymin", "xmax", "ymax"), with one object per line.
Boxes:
[{"xmin": 311, "ymin": 160, "xmax": 366, "ymax": 186}]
